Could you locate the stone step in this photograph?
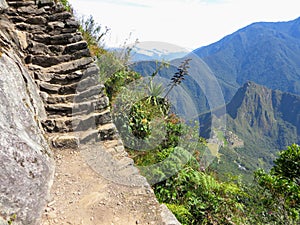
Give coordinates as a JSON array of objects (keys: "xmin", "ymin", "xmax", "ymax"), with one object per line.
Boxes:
[
  {"xmin": 26, "ymin": 15, "xmax": 48, "ymax": 25},
  {"xmin": 48, "ymin": 133, "xmax": 79, "ymax": 149},
  {"xmin": 34, "ymin": 63, "xmax": 96, "ymax": 86},
  {"xmin": 41, "ymin": 92, "xmax": 76, "ymax": 104},
  {"xmin": 38, "ymin": 80, "xmax": 77, "ymax": 94},
  {"xmin": 42, "ymin": 109, "xmax": 112, "ymax": 133},
  {"xmin": 16, "ymin": 5, "xmax": 47, "ymax": 15},
  {"xmin": 45, "ymin": 99, "xmax": 105, "ymax": 116},
  {"xmin": 26, "ymin": 49, "xmax": 90, "ymax": 68},
  {"xmin": 46, "ymin": 11, "xmax": 72, "ymax": 22},
  {"xmin": 15, "ymin": 22, "xmax": 47, "ymax": 34},
  {"xmin": 26, "ymin": 54, "xmax": 71, "ymax": 67},
  {"xmin": 63, "ymin": 41, "xmax": 87, "ymax": 55},
  {"xmin": 37, "ymin": 0, "xmax": 55, "ymax": 8},
  {"xmin": 40, "ymin": 84, "xmax": 105, "ymax": 104},
  {"xmin": 49, "ymin": 123, "xmax": 118, "ymax": 148},
  {"xmin": 40, "ymin": 57, "xmax": 93, "ymax": 74},
  {"xmin": 47, "ymin": 21, "xmax": 72, "ymax": 35},
  {"xmin": 8, "ymin": 15, "xmax": 26, "ymax": 23},
  {"xmin": 27, "ymin": 40, "xmax": 63, "ymax": 56},
  {"xmin": 38, "ymin": 74, "xmax": 100, "ymax": 94},
  {"xmin": 11, "ymin": 14, "xmax": 79, "ymax": 35},
  {"xmin": 35, "ymin": 70, "xmax": 82, "ymax": 84},
  {"xmin": 32, "ymin": 32, "xmax": 82, "ymax": 45},
  {"xmin": 98, "ymin": 123, "xmax": 118, "ymax": 141},
  {"xmin": 7, "ymin": 1, "xmax": 35, "ymax": 8}
]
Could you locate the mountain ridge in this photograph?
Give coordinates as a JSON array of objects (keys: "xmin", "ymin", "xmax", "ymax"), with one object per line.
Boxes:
[
  {"xmin": 193, "ymin": 16, "xmax": 300, "ymax": 102},
  {"xmin": 201, "ymin": 81, "xmax": 300, "ymax": 178}
]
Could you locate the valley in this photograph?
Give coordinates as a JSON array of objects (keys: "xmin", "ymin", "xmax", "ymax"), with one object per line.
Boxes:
[{"xmin": 129, "ymin": 17, "xmax": 300, "ymax": 181}]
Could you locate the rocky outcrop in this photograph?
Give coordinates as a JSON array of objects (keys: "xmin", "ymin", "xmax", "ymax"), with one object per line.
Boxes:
[{"xmin": 0, "ymin": 6, "xmax": 54, "ymax": 225}]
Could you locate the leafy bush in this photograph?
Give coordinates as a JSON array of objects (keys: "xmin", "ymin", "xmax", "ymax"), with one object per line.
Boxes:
[
  {"xmin": 165, "ymin": 203, "xmax": 193, "ymax": 225},
  {"xmin": 253, "ymin": 144, "xmax": 300, "ymax": 224}
]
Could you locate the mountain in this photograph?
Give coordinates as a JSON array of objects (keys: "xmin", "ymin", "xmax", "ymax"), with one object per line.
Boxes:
[
  {"xmin": 129, "ymin": 18, "xmax": 300, "ymax": 180},
  {"xmin": 109, "ymin": 41, "xmax": 189, "ymax": 62},
  {"xmin": 130, "ymin": 46, "xmax": 188, "ymax": 62},
  {"xmin": 130, "ymin": 41, "xmax": 189, "ymax": 62},
  {"xmin": 193, "ymin": 17, "xmax": 300, "ymax": 102},
  {"xmin": 129, "ymin": 56, "xmax": 222, "ymax": 119},
  {"xmin": 131, "ymin": 17, "xmax": 300, "ymax": 110},
  {"xmin": 200, "ymin": 82, "xmax": 300, "ymax": 180}
]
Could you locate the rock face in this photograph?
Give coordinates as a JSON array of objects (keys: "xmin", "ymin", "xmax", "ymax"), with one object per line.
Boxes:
[{"xmin": 0, "ymin": 5, "xmax": 54, "ymax": 225}]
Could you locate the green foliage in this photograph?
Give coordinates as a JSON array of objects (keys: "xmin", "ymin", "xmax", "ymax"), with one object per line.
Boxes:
[
  {"xmin": 129, "ymin": 96, "xmax": 168, "ymax": 139},
  {"xmin": 8, "ymin": 216, "xmax": 16, "ymax": 224},
  {"xmin": 154, "ymin": 166, "xmax": 247, "ymax": 225},
  {"xmin": 127, "ymin": 113, "xmax": 186, "ymax": 167},
  {"xmin": 79, "ymin": 15, "xmax": 109, "ymax": 57},
  {"xmin": 58, "ymin": 0, "xmax": 71, "ymax": 11},
  {"xmin": 253, "ymin": 144, "xmax": 300, "ymax": 224},
  {"xmin": 272, "ymin": 144, "xmax": 300, "ymax": 181},
  {"xmin": 0, "ymin": 212, "xmax": 17, "ymax": 225},
  {"xmin": 165, "ymin": 204, "xmax": 193, "ymax": 225},
  {"xmin": 105, "ymin": 68, "xmax": 140, "ymax": 102}
]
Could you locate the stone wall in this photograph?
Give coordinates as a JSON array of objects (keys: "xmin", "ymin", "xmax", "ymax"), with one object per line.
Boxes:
[{"xmin": 0, "ymin": 3, "xmax": 54, "ymax": 224}]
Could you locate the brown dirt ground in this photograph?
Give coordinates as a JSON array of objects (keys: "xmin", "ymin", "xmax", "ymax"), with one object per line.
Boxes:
[{"xmin": 41, "ymin": 148, "xmax": 164, "ymax": 225}]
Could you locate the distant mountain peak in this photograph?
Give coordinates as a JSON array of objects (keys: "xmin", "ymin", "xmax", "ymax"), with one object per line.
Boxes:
[
  {"xmin": 129, "ymin": 41, "xmax": 189, "ymax": 62},
  {"xmin": 194, "ymin": 17, "xmax": 300, "ymax": 102}
]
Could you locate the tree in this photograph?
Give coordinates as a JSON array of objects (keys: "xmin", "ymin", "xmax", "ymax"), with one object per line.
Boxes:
[{"xmin": 272, "ymin": 144, "xmax": 300, "ymax": 183}]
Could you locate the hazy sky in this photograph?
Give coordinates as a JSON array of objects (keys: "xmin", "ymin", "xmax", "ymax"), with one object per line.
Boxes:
[{"xmin": 68, "ymin": 0, "xmax": 300, "ymax": 50}]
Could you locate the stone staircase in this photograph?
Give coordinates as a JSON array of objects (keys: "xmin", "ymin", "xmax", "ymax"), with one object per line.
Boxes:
[
  {"xmin": 3, "ymin": 1, "xmax": 181, "ymax": 224},
  {"xmin": 5, "ymin": 0, "xmax": 120, "ymax": 149},
  {"xmin": 5, "ymin": 0, "xmax": 147, "ymax": 184}
]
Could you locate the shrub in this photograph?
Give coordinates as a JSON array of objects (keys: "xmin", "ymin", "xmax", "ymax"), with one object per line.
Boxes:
[{"xmin": 78, "ymin": 15, "xmax": 109, "ymax": 57}]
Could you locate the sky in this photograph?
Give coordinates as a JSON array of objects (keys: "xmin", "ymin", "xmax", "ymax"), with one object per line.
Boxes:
[{"xmin": 68, "ymin": 0, "xmax": 300, "ymax": 50}]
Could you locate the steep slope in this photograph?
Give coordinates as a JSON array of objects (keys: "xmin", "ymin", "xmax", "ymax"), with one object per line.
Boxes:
[
  {"xmin": 226, "ymin": 81, "xmax": 300, "ymax": 150},
  {"xmin": 200, "ymin": 82, "xmax": 300, "ymax": 179},
  {"xmin": 194, "ymin": 17, "xmax": 300, "ymax": 101}
]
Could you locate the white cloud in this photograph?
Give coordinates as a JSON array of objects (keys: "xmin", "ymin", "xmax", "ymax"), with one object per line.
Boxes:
[{"xmin": 69, "ymin": 0, "xmax": 300, "ymax": 49}]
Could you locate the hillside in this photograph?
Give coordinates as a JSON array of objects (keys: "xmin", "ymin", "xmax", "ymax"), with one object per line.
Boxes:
[
  {"xmin": 200, "ymin": 82, "xmax": 300, "ymax": 179},
  {"xmin": 194, "ymin": 17, "xmax": 300, "ymax": 102},
  {"xmin": 130, "ymin": 17, "xmax": 300, "ymax": 180}
]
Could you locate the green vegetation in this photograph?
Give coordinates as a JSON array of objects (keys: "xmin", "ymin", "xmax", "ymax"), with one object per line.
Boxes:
[
  {"xmin": 78, "ymin": 15, "xmax": 109, "ymax": 57},
  {"xmin": 254, "ymin": 144, "xmax": 300, "ymax": 224},
  {"xmin": 58, "ymin": 0, "xmax": 71, "ymax": 11},
  {"xmin": 76, "ymin": 9, "xmax": 300, "ymax": 224}
]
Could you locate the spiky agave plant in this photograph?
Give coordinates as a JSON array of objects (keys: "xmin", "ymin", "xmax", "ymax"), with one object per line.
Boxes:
[{"xmin": 164, "ymin": 58, "xmax": 192, "ymax": 98}]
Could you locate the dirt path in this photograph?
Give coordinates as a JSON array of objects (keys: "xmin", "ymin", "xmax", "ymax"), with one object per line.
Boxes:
[{"xmin": 41, "ymin": 148, "xmax": 164, "ymax": 225}]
